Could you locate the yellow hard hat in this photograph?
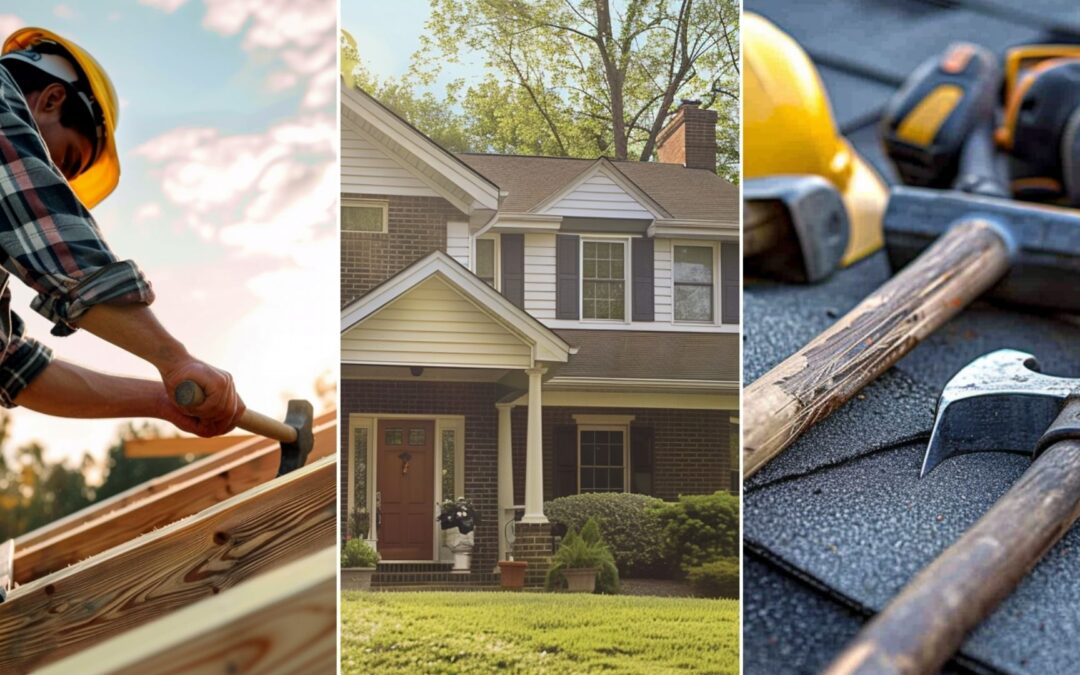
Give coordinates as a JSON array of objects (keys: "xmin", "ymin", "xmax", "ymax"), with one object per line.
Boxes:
[
  {"xmin": 744, "ymin": 13, "xmax": 886, "ymax": 265},
  {"xmin": 3, "ymin": 28, "xmax": 120, "ymax": 209}
]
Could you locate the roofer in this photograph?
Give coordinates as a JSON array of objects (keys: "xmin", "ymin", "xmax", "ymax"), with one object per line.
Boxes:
[{"xmin": 0, "ymin": 28, "xmax": 244, "ymax": 435}]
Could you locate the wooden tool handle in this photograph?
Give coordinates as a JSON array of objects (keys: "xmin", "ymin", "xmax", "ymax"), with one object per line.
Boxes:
[
  {"xmin": 824, "ymin": 403, "xmax": 1080, "ymax": 674},
  {"xmin": 174, "ymin": 380, "xmax": 297, "ymax": 443},
  {"xmin": 743, "ymin": 218, "xmax": 1012, "ymax": 477},
  {"xmin": 743, "ymin": 200, "xmax": 789, "ymax": 258}
]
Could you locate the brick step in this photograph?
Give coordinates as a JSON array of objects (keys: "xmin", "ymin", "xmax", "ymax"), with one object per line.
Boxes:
[{"xmin": 372, "ymin": 569, "xmax": 500, "ymax": 588}]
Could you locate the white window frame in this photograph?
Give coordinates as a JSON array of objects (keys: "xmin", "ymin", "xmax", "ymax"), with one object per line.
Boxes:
[
  {"xmin": 341, "ymin": 198, "xmax": 389, "ymax": 234},
  {"xmin": 472, "ymin": 233, "xmax": 501, "ymax": 291},
  {"xmin": 579, "ymin": 235, "xmax": 632, "ymax": 324},
  {"xmin": 576, "ymin": 422, "xmax": 631, "ymax": 494},
  {"xmin": 671, "ymin": 239, "xmax": 720, "ymax": 326}
]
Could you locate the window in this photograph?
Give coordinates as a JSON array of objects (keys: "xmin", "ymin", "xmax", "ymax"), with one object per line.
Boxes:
[
  {"xmin": 582, "ymin": 240, "xmax": 626, "ymax": 320},
  {"xmin": 674, "ymin": 244, "xmax": 714, "ymax": 322},
  {"xmin": 341, "ymin": 199, "xmax": 387, "ymax": 233},
  {"xmin": 475, "ymin": 237, "xmax": 497, "ymax": 287},
  {"xmin": 441, "ymin": 429, "xmax": 456, "ymax": 502},
  {"xmin": 579, "ymin": 429, "xmax": 627, "ymax": 493}
]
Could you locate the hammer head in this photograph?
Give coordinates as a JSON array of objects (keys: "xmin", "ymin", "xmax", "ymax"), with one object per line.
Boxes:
[
  {"xmin": 743, "ymin": 175, "xmax": 850, "ymax": 283},
  {"xmin": 278, "ymin": 399, "xmax": 314, "ymax": 476},
  {"xmin": 923, "ymin": 349, "xmax": 1080, "ymax": 476},
  {"xmin": 885, "ymin": 186, "xmax": 1080, "ymax": 313}
]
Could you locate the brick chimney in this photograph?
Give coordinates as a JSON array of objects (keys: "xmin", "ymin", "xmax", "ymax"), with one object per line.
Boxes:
[{"xmin": 655, "ymin": 99, "xmax": 717, "ymax": 171}]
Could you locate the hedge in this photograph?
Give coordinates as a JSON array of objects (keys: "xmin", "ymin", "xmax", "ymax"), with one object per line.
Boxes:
[
  {"xmin": 687, "ymin": 558, "xmax": 739, "ymax": 598},
  {"xmin": 544, "ymin": 493, "xmax": 667, "ymax": 577},
  {"xmin": 654, "ymin": 491, "xmax": 739, "ymax": 573}
]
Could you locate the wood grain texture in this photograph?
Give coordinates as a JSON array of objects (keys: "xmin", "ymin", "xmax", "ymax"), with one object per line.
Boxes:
[
  {"xmin": 824, "ymin": 436, "xmax": 1080, "ymax": 675},
  {"xmin": 14, "ymin": 412, "xmax": 335, "ymax": 553},
  {"xmin": 36, "ymin": 548, "xmax": 337, "ymax": 675},
  {"xmin": 125, "ymin": 435, "xmax": 257, "ymax": 458},
  {"xmin": 742, "ymin": 200, "xmax": 788, "ymax": 258},
  {"xmin": 0, "ymin": 455, "xmax": 336, "ymax": 673},
  {"xmin": 744, "ymin": 220, "xmax": 1010, "ymax": 477}
]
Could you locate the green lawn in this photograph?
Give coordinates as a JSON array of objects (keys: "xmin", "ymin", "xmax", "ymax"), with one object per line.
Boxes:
[{"xmin": 341, "ymin": 591, "xmax": 739, "ymax": 674}]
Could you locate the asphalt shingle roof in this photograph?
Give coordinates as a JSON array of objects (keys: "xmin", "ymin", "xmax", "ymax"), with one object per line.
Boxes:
[{"xmin": 744, "ymin": 2, "xmax": 1080, "ymax": 673}]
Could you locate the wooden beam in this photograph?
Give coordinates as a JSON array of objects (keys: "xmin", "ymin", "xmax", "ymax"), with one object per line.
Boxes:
[
  {"xmin": 125, "ymin": 435, "xmax": 256, "ymax": 458},
  {"xmin": 11, "ymin": 417, "xmax": 337, "ymax": 585},
  {"xmin": 0, "ymin": 455, "xmax": 336, "ymax": 672},
  {"xmin": 14, "ymin": 411, "xmax": 335, "ymax": 552},
  {"xmin": 36, "ymin": 547, "xmax": 337, "ymax": 675}
]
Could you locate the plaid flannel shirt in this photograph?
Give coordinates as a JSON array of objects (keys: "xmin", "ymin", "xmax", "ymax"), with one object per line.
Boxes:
[{"xmin": 0, "ymin": 64, "xmax": 155, "ymax": 407}]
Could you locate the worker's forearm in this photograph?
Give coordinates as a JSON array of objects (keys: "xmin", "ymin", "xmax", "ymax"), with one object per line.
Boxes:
[
  {"xmin": 13, "ymin": 358, "xmax": 170, "ymax": 420},
  {"xmin": 74, "ymin": 304, "xmax": 190, "ymax": 374}
]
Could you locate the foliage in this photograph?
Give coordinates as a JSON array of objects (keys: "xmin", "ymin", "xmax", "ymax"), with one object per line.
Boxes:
[
  {"xmin": 348, "ymin": 506, "xmax": 370, "ymax": 540},
  {"xmin": 655, "ymin": 491, "xmax": 739, "ymax": 573},
  {"xmin": 342, "ymin": 538, "xmax": 380, "ymax": 568},
  {"xmin": 437, "ymin": 496, "xmax": 480, "ymax": 534},
  {"xmin": 544, "ymin": 492, "xmax": 667, "ymax": 577},
  {"xmin": 341, "ymin": 591, "xmax": 739, "ymax": 674},
  {"xmin": 687, "ymin": 557, "xmax": 739, "ymax": 598},
  {"xmin": 545, "ymin": 517, "xmax": 619, "ymax": 594}
]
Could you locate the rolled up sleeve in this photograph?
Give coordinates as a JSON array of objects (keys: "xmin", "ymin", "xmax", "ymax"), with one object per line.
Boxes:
[{"xmin": 0, "ymin": 314, "xmax": 53, "ymax": 408}]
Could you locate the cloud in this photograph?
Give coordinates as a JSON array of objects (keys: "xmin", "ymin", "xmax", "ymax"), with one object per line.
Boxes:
[
  {"xmin": 138, "ymin": 0, "xmax": 187, "ymax": 12},
  {"xmin": 0, "ymin": 15, "xmax": 25, "ymax": 39},
  {"xmin": 133, "ymin": 202, "xmax": 162, "ymax": 225},
  {"xmin": 53, "ymin": 4, "xmax": 77, "ymax": 19}
]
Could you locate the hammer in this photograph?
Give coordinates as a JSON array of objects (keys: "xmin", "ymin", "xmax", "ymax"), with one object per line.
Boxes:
[
  {"xmin": 743, "ymin": 45, "xmax": 1080, "ymax": 477},
  {"xmin": 743, "ymin": 175, "xmax": 850, "ymax": 283},
  {"xmin": 174, "ymin": 381, "xmax": 314, "ymax": 476},
  {"xmin": 824, "ymin": 350, "xmax": 1080, "ymax": 674}
]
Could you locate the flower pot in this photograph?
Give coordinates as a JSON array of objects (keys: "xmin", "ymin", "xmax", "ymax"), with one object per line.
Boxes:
[
  {"xmin": 498, "ymin": 560, "xmax": 529, "ymax": 589},
  {"xmin": 562, "ymin": 567, "xmax": 598, "ymax": 593},
  {"xmin": 341, "ymin": 567, "xmax": 376, "ymax": 591},
  {"xmin": 444, "ymin": 529, "xmax": 475, "ymax": 573}
]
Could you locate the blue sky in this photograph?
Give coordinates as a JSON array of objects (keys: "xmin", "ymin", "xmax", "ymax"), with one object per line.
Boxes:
[{"xmin": 1, "ymin": 1, "xmax": 337, "ymax": 466}]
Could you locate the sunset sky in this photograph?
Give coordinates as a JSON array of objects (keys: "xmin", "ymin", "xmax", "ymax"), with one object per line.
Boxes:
[{"xmin": 1, "ymin": 0, "xmax": 337, "ymax": 466}]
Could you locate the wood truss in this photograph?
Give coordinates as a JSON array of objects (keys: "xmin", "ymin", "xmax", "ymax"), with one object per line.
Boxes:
[{"xmin": 0, "ymin": 411, "xmax": 338, "ymax": 674}]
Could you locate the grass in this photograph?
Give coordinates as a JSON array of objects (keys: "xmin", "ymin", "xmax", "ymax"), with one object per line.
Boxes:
[{"xmin": 341, "ymin": 591, "xmax": 739, "ymax": 674}]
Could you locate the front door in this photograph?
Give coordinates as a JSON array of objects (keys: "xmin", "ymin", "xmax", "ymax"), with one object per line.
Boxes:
[{"xmin": 376, "ymin": 419, "xmax": 435, "ymax": 560}]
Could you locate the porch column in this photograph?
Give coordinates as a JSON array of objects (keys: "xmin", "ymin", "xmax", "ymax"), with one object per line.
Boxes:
[
  {"xmin": 496, "ymin": 402, "xmax": 514, "ymax": 565},
  {"xmin": 521, "ymin": 366, "xmax": 548, "ymax": 524}
]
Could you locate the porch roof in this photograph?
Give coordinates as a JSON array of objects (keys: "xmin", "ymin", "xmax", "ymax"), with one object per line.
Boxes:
[{"xmin": 341, "ymin": 251, "xmax": 574, "ymax": 368}]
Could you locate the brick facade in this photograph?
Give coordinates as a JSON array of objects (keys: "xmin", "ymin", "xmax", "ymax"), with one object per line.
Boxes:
[
  {"xmin": 511, "ymin": 406, "xmax": 732, "ymax": 503},
  {"xmin": 340, "ymin": 379, "xmax": 500, "ymax": 575},
  {"xmin": 655, "ymin": 102, "xmax": 718, "ymax": 172},
  {"xmin": 512, "ymin": 523, "xmax": 554, "ymax": 588},
  {"xmin": 340, "ymin": 193, "xmax": 463, "ymax": 307}
]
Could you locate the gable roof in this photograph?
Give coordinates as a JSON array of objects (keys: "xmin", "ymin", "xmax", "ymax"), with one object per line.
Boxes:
[{"xmin": 457, "ymin": 153, "xmax": 737, "ymax": 221}]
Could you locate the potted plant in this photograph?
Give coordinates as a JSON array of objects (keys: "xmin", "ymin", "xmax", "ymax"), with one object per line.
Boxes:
[
  {"xmin": 437, "ymin": 497, "xmax": 480, "ymax": 572},
  {"xmin": 545, "ymin": 518, "xmax": 619, "ymax": 594},
  {"xmin": 341, "ymin": 538, "xmax": 379, "ymax": 591},
  {"xmin": 498, "ymin": 557, "xmax": 529, "ymax": 589}
]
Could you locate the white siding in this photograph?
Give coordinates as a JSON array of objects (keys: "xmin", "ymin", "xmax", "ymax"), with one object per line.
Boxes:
[
  {"xmin": 447, "ymin": 222, "xmax": 471, "ymax": 267},
  {"xmin": 342, "ymin": 277, "xmax": 533, "ymax": 368},
  {"xmin": 655, "ymin": 239, "xmax": 673, "ymax": 322},
  {"xmin": 524, "ymin": 233, "xmax": 557, "ymax": 319},
  {"xmin": 341, "ymin": 119, "xmax": 440, "ymax": 197},
  {"xmin": 543, "ymin": 172, "xmax": 655, "ymax": 219}
]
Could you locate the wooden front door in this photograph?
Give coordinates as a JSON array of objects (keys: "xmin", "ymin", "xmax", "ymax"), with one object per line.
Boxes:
[{"xmin": 376, "ymin": 420, "xmax": 435, "ymax": 560}]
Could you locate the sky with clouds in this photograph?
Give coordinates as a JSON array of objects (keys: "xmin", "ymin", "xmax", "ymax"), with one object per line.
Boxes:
[{"xmin": 1, "ymin": 0, "xmax": 337, "ymax": 466}]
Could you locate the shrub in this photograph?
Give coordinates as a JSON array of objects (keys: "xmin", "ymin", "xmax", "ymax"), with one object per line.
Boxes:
[
  {"xmin": 655, "ymin": 491, "xmax": 739, "ymax": 573},
  {"xmin": 545, "ymin": 517, "xmax": 620, "ymax": 594},
  {"xmin": 544, "ymin": 492, "xmax": 667, "ymax": 577},
  {"xmin": 687, "ymin": 558, "xmax": 739, "ymax": 598},
  {"xmin": 341, "ymin": 538, "xmax": 379, "ymax": 568}
]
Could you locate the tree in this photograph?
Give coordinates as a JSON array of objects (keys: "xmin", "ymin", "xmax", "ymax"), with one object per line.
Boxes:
[{"xmin": 414, "ymin": 0, "xmax": 739, "ymax": 180}]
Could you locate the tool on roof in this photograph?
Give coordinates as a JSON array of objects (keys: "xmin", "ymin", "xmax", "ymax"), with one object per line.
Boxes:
[
  {"xmin": 743, "ymin": 12, "xmax": 887, "ymax": 267},
  {"xmin": 743, "ymin": 175, "xmax": 849, "ymax": 283},
  {"xmin": 1, "ymin": 27, "xmax": 121, "ymax": 209},
  {"xmin": 824, "ymin": 350, "xmax": 1080, "ymax": 675},
  {"xmin": 743, "ymin": 43, "xmax": 1080, "ymax": 477},
  {"xmin": 174, "ymin": 382, "xmax": 313, "ymax": 476},
  {"xmin": 881, "ymin": 43, "xmax": 1001, "ymax": 190},
  {"xmin": 995, "ymin": 45, "xmax": 1080, "ymax": 206}
]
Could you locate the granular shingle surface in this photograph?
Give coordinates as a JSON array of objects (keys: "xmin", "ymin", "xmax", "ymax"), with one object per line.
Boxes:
[{"xmin": 745, "ymin": 1, "xmax": 1080, "ymax": 672}]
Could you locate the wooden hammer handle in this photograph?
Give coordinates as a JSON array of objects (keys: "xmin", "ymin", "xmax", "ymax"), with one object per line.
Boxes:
[
  {"xmin": 744, "ymin": 218, "xmax": 1012, "ymax": 477},
  {"xmin": 174, "ymin": 380, "xmax": 297, "ymax": 443},
  {"xmin": 824, "ymin": 401, "xmax": 1080, "ymax": 675}
]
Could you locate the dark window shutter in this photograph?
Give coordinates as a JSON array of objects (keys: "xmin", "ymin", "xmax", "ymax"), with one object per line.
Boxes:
[
  {"xmin": 631, "ymin": 238, "xmax": 655, "ymax": 322},
  {"xmin": 630, "ymin": 426, "xmax": 654, "ymax": 495},
  {"xmin": 555, "ymin": 234, "xmax": 580, "ymax": 319},
  {"xmin": 720, "ymin": 242, "xmax": 739, "ymax": 324},
  {"xmin": 500, "ymin": 233, "xmax": 525, "ymax": 308},
  {"xmin": 554, "ymin": 424, "xmax": 578, "ymax": 498}
]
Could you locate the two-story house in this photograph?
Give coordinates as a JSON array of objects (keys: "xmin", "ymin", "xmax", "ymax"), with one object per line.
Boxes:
[{"xmin": 340, "ymin": 82, "xmax": 739, "ymax": 583}]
